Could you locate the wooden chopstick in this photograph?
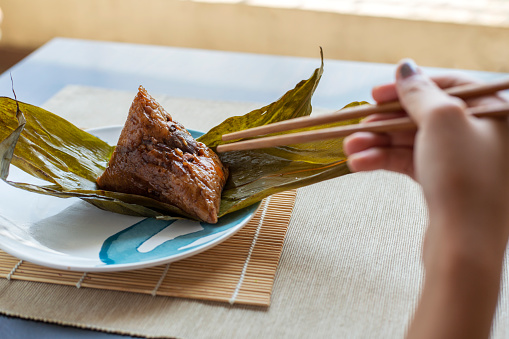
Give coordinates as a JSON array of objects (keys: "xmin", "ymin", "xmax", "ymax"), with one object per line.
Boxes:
[
  {"xmin": 221, "ymin": 77, "xmax": 509, "ymax": 142},
  {"xmin": 216, "ymin": 103, "xmax": 509, "ymax": 153}
]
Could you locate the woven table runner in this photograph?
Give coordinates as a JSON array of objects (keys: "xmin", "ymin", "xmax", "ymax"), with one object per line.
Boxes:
[{"xmin": 0, "ymin": 190, "xmax": 296, "ymax": 307}]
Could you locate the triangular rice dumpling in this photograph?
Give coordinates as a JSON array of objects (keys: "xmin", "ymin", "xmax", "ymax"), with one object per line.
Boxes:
[{"xmin": 96, "ymin": 86, "xmax": 228, "ymax": 223}]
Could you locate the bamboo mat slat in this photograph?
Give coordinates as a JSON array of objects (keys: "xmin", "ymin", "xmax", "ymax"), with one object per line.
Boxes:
[{"xmin": 0, "ymin": 190, "xmax": 297, "ymax": 307}]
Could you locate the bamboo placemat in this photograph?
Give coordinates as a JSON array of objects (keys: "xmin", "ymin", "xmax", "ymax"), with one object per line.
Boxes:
[{"xmin": 0, "ymin": 190, "xmax": 296, "ymax": 307}]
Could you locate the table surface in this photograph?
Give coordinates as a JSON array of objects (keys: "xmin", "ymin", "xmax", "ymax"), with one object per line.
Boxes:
[{"xmin": 0, "ymin": 38, "xmax": 506, "ymax": 338}]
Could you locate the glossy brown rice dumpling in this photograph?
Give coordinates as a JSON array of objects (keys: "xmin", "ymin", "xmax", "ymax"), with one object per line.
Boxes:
[{"xmin": 96, "ymin": 86, "xmax": 228, "ymax": 223}]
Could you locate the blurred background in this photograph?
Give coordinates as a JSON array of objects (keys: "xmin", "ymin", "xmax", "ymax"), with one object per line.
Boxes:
[{"xmin": 1, "ymin": 0, "xmax": 509, "ymax": 73}]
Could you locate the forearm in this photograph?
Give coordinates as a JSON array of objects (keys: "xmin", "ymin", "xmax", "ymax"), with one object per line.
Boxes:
[{"xmin": 407, "ymin": 221, "xmax": 505, "ymax": 339}]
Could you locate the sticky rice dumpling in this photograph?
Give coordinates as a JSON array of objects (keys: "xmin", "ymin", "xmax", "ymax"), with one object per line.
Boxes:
[{"xmin": 96, "ymin": 86, "xmax": 228, "ymax": 223}]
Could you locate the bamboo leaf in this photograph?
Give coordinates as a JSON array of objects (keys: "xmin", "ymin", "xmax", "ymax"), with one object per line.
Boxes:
[
  {"xmin": 198, "ymin": 52, "xmax": 366, "ymax": 216},
  {"xmin": 0, "ymin": 100, "xmax": 25, "ymax": 179},
  {"xmin": 0, "ymin": 51, "xmax": 365, "ymax": 221},
  {"xmin": 0, "ymin": 97, "xmax": 192, "ymax": 220},
  {"xmin": 212, "ymin": 102, "xmax": 365, "ymax": 216}
]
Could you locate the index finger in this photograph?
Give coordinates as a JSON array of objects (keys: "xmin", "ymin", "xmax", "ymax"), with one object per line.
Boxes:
[
  {"xmin": 372, "ymin": 72, "xmax": 479, "ymax": 104},
  {"xmin": 395, "ymin": 60, "xmax": 467, "ymax": 126}
]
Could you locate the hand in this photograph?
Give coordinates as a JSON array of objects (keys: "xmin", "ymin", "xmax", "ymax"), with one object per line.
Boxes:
[
  {"xmin": 345, "ymin": 60, "xmax": 509, "ymax": 253},
  {"xmin": 344, "ymin": 59, "xmax": 509, "ymax": 339}
]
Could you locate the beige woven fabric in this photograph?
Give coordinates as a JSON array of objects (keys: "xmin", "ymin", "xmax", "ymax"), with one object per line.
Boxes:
[{"xmin": 0, "ymin": 86, "xmax": 506, "ymax": 338}]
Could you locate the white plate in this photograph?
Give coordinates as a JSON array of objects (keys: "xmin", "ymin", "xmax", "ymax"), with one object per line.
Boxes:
[{"xmin": 0, "ymin": 126, "xmax": 259, "ymax": 272}]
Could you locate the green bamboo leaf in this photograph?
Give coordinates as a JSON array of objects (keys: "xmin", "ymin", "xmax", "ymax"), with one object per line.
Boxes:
[
  {"xmin": 213, "ymin": 101, "xmax": 366, "ymax": 216},
  {"xmin": 0, "ymin": 97, "xmax": 193, "ymax": 220},
  {"xmin": 0, "ymin": 51, "xmax": 365, "ymax": 221},
  {"xmin": 0, "ymin": 100, "xmax": 25, "ymax": 179},
  {"xmin": 198, "ymin": 52, "xmax": 366, "ymax": 216}
]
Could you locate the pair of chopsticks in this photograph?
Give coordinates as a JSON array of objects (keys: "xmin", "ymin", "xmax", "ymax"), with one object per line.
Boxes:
[{"xmin": 216, "ymin": 77, "xmax": 509, "ymax": 153}]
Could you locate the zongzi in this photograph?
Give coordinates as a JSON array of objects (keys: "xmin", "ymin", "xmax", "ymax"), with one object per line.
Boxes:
[{"xmin": 96, "ymin": 86, "xmax": 228, "ymax": 223}]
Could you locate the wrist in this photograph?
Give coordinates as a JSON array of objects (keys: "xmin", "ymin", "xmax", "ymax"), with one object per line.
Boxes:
[
  {"xmin": 423, "ymin": 217, "xmax": 507, "ymax": 281},
  {"xmin": 426, "ymin": 207, "xmax": 509, "ymax": 258}
]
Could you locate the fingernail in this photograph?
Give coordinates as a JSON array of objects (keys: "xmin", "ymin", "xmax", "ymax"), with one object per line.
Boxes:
[{"xmin": 399, "ymin": 59, "xmax": 419, "ymax": 79}]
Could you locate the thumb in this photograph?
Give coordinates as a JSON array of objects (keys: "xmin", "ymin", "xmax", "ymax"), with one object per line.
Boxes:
[{"xmin": 395, "ymin": 59, "xmax": 467, "ymax": 126}]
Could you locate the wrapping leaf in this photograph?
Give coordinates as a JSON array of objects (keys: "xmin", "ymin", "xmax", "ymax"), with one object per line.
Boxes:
[
  {"xmin": 0, "ymin": 98, "xmax": 193, "ymax": 219},
  {"xmin": 0, "ymin": 53, "xmax": 365, "ymax": 221},
  {"xmin": 202, "ymin": 102, "xmax": 365, "ymax": 216}
]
